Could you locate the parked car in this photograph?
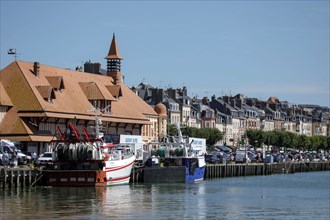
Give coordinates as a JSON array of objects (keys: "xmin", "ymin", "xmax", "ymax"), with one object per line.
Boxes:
[
  {"xmin": 205, "ymin": 152, "xmax": 227, "ymax": 164},
  {"xmin": 14, "ymin": 147, "xmax": 28, "ymax": 165},
  {"xmin": 0, "ymin": 140, "xmax": 27, "ymax": 165},
  {"xmin": 36, "ymin": 152, "xmax": 53, "ymax": 167},
  {"xmin": 214, "ymin": 146, "xmax": 232, "ymax": 153},
  {"xmin": 235, "ymin": 150, "xmax": 257, "ymax": 163}
]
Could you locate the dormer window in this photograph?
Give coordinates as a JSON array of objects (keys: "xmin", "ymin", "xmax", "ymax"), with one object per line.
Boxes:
[
  {"xmin": 105, "ymin": 85, "xmax": 122, "ymax": 99},
  {"xmin": 36, "ymin": 85, "xmax": 55, "ymax": 103},
  {"xmin": 79, "ymin": 82, "xmax": 115, "ymax": 114},
  {"xmin": 45, "ymin": 76, "xmax": 64, "ymax": 92}
]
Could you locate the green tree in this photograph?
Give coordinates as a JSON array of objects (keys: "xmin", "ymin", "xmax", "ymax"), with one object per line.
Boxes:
[
  {"xmin": 309, "ymin": 136, "xmax": 321, "ymax": 151},
  {"xmin": 167, "ymin": 124, "xmax": 177, "ymax": 137},
  {"xmin": 246, "ymin": 129, "xmax": 265, "ymax": 148},
  {"xmin": 207, "ymin": 128, "xmax": 223, "ymax": 146},
  {"xmin": 287, "ymin": 132, "xmax": 299, "ymax": 149},
  {"xmin": 318, "ymin": 136, "xmax": 328, "ymax": 150},
  {"xmin": 326, "ymin": 137, "xmax": 330, "ymax": 151},
  {"xmin": 175, "ymin": 126, "xmax": 222, "ymax": 146}
]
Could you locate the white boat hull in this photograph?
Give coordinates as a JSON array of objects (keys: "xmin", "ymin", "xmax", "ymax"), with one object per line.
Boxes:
[{"xmin": 99, "ymin": 156, "xmax": 136, "ymax": 186}]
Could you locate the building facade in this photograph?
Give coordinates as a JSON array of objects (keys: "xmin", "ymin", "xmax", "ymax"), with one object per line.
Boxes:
[{"xmin": 0, "ymin": 35, "xmax": 163, "ymax": 153}]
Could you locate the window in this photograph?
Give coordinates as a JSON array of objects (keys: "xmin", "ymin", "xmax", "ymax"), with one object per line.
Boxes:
[{"xmin": 89, "ymin": 100, "xmax": 111, "ymax": 114}]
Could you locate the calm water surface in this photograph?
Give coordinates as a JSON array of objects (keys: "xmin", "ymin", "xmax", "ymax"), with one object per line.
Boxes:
[{"xmin": 1, "ymin": 171, "xmax": 329, "ymax": 220}]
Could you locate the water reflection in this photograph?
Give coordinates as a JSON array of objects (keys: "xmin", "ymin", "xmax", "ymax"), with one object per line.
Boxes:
[{"xmin": 1, "ymin": 172, "xmax": 329, "ymax": 219}]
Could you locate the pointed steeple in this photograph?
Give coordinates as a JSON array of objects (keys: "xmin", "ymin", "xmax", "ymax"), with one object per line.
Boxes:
[
  {"xmin": 105, "ymin": 33, "xmax": 123, "ymax": 84},
  {"xmin": 105, "ymin": 33, "xmax": 123, "ymax": 60}
]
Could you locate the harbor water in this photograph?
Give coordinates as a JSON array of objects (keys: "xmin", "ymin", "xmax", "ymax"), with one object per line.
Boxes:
[{"xmin": 1, "ymin": 171, "xmax": 329, "ymax": 220}]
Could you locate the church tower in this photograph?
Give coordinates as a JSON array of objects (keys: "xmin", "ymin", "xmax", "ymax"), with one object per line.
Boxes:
[{"xmin": 105, "ymin": 34, "xmax": 123, "ymax": 84}]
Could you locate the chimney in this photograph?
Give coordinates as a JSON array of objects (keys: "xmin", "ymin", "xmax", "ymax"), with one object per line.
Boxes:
[
  {"xmin": 202, "ymin": 96, "xmax": 209, "ymax": 105},
  {"xmin": 33, "ymin": 62, "xmax": 40, "ymax": 77},
  {"xmin": 211, "ymin": 95, "xmax": 216, "ymax": 101}
]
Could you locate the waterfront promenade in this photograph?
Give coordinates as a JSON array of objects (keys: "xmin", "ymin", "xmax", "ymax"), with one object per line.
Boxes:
[{"xmin": 1, "ymin": 161, "xmax": 329, "ymax": 189}]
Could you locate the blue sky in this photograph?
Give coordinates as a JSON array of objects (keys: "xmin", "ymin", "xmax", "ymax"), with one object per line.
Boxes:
[{"xmin": 1, "ymin": 1, "xmax": 329, "ymax": 107}]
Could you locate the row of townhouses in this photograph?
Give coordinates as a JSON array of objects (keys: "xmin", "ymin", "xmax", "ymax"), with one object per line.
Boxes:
[
  {"xmin": 132, "ymin": 83, "xmax": 330, "ymax": 147},
  {"xmin": 1, "ymin": 35, "xmax": 329, "ymax": 153}
]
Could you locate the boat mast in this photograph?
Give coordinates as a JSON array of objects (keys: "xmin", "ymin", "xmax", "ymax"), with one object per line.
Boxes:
[
  {"xmin": 175, "ymin": 123, "xmax": 188, "ymax": 157},
  {"xmin": 90, "ymin": 108, "xmax": 103, "ymax": 159}
]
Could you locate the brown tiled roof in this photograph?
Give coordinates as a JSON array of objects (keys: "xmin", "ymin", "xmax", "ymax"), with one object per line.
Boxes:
[
  {"xmin": 79, "ymin": 82, "xmax": 116, "ymax": 100},
  {"xmin": 267, "ymin": 96, "xmax": 280, "ymax": 104},
  {"xmin": 45, "ymin": 76, "xmax": 64, "ymax": 90},
  {"xmin": 105, "ymin": 34, "xmax": 123, "ymax": 59},
  {"xmin": 0, "ymin": 81, "xmax": 13, "ymax": 106},
  {"xmin": 36, "ymin": 85, "xmax": 55, "ymax": 99},
  {"xmin": 106, "ymin": 85, "xmax": 121, "ymax": 98},
  {"xmin": 0, "ymin": 61, "xmax": 157, "ymax": 138}
]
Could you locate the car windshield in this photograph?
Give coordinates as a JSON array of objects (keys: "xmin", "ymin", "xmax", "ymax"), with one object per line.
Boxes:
[{"xmin": 43, "ymin": 153, "xmax": 53, "ymax": 157}]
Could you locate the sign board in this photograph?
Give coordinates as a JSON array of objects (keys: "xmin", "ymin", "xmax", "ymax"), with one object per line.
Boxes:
[
  {"xmin": 188, "ymin": 137, "xmax": 207, "ymax": 155},
  {"xmin": 120, "ymin": 135, "xmax": 143, "ymax": 144},
  {"xmin": 119, "ymin": 135, "xmax": 143, "ymax": 161}
]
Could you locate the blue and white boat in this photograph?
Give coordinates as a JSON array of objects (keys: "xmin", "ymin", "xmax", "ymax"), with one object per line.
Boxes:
[{"xmin": 144, "ymin": 124, "xmax": 206, "ymax": 183}]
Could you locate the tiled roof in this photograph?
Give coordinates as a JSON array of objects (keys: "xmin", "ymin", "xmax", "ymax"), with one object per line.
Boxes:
[
  {"xmin": 45, "ymin": 76, "xmax": 64, "ymax": 90},
  {"xmin": 0, "ymin": 81, "xmax": 13, "ymax": 106},
  {"xmin": 36, "ymin": 85, "xmax": 55, "ymax": 100},
  {"xmin": 0, "ymin": 61, "xmax": 157, "ymax": 139},
  {"xmin": 79, "ymin": 82, "xmax": 116, "ymax": 100},
  {"xmin": 106, "ymin": 85, "xmax": 121, "ymax": 98}
]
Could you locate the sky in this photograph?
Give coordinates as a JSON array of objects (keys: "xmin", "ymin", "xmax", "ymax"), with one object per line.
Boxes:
[{"xmin": 1, "ymin": 0, "xmax": 329, "ymax": 107}]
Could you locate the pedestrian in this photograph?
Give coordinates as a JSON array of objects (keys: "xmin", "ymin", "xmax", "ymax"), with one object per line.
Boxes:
[
  {"xmin": 12, "ymin": 150, "xmax": 18, "ymax": 167},
  {"xmin": 32, "ymin": 151, "xmax": 37, "ymax": 162},
  {"xmin": 2, "ymin": 151, "xmax": 9, "ymax": 167}
]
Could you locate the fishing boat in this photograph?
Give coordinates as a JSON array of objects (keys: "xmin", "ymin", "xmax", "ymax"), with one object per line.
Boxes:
[
  {"xmin": 143, "ymin": 124, "xmax": 206, "ymax": 183},
  {"xmin": 45, "ymin": 117, "xmax": 135, "ymax": 187}
]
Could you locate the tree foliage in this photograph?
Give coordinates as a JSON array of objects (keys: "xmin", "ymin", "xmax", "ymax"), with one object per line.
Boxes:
[
  {"xmin": 246, "ymin": 129, "xmax": 329, "ymax": 151},
  {"xmin": 167, "ymin": 124, "xmax": 177, "ymax": 137},
  {"xmin": 168, "ymin": 125, "xmax": 223, "ymax": 146}
]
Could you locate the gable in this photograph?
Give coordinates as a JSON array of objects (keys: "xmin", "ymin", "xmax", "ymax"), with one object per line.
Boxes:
[
  {"xmin": 45, "ymin": 76, "xmax": 64, "ymax": 91},
  {"xmin": 106, "ymin": 85, "xmax": 122, "ymax": 98},
  {"xmin": 36, "ymin": 85, "xmax": 55, "ymax": 101}
]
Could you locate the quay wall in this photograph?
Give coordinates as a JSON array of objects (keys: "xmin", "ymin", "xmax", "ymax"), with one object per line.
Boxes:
[
  {"xmin": 204, "ymin": 162, "xmax": 330, "ymax": 179},
  {"xmin": 0, "ymin": 167, "xmax": 43, "ymax": 189},
  {"xmin": 1, "ymin": 162, "xmax": 330, "ymax": 188}
]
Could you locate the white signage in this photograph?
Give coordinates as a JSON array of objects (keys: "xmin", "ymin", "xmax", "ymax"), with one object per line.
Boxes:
[
  {"xmin": 188, "ymin": 137, "xmax": 207, "ymax": 155},
  {"xmin": 120, "ymin": 135, "xmax": 142, "ymax": 144}
]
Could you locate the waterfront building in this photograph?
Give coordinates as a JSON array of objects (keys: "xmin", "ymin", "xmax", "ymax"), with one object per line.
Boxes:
[
  {"xmin": 167, "ymin": 87, "xmax": 194, "ymax": 127},
  {"xmin": 165, "ymin": 97, "xmax": 181, "ymax": 125},
  {"xmin": 189, "ymin": 104, "xmax": 200, "ymax": 128},
  {"xmin": 133, "ymin": 83, "xmax": 183, "ymax": 127},
  {"xmin": 214, "ymin": 111, "xmax": 227, "ymax": 146},
  {"xmin": 242, "ymin": 104, "xmax": 260, "ymax": 130},
  {"xmin": 134, "ymin": 79, "xmax": 329, "ymax": 148},
  {"xmin": 0, "ymin": 35, "xmax": 163, "ymax": 153},
  {"xmin": 283, "ymin": 117, "xmax": 297, "ymax": 133},
  {"xmin": 210, "ymin": 96, "xmax": 242, "ymax": 147},
  {"xmin": 192, "ymin": 97, "xmax": 216, "ymax": 128},
  {"xmin": 266, "ymin": 97, "xmax": 285, "ymax": 131}
]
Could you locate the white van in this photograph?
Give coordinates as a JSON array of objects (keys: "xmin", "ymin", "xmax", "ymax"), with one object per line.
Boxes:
[{"xmin": 0, "ymin": 140, "xmax": 27, "ymax": 165}]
